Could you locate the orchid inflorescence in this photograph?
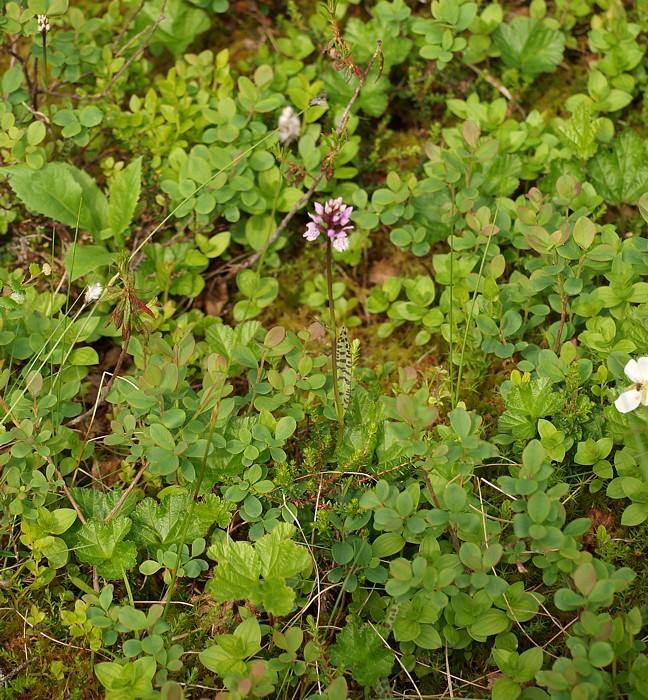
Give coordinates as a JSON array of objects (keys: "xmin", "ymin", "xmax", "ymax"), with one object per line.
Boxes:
[{"xmin": 303, "ymin": 197, "xmax": 354, "ymax": 252}]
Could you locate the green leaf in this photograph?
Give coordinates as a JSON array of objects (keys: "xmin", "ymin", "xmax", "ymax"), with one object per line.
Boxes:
[
  {"xmin": 492, "ymin": 678, "xmax": 521, "ymax": 700},
  {"xmin": 493, "ymin": 18, "xmax": 565, "ymax": 77},
  {"xmin": 2, "ymin": 65, "xmax": 23, "ymax": 93},
  {"xmin": 527, "ymin": 491, "xmax": 551, "ymax": 524},
  {"xmin": 68, "ymin": 488, "xmax": 138, "ymax": 520},
  {"xmin": 444, "ymin": 482, "xmax": 467, "ymax": 513},
  {"xmin": 27, "ymin": 121, "xmax": 46, "ymax": 146},
  {"xmin": 558, "ymin": 103, "xmax": 602, "ymax": 160},
  {"xmin": 69, "ymin": 347, "xmax": 99, "ymax": 366},
  {"xmin": 74, "ymin": 517, "xmax": 137, "ymax": 580},
  {"xmin": 200, "ymin": 617, "xmax": 262, "ymax": 676},
  {"xmin": 118, "ymin": 606, "xmax": 148, "ymax": 631},
  {"xmin": 4, "ymin": 163, "xmax": 109, "ymax": 236},
  {"xmin": 499, "ymin": 378, "xmax": 563, "ymax": 440},
  {"xmin": 469, "ymin": 609, "xmax": 510, "ymax": 640},
  {"xmin": 588, "ymin": 130, "xmax": 648, "ymax": 204},
  {"xmin": 336, "ymin": 326, "xmax": 352, "ymax": 415},
  {"xmin": 64, "ymin": 244, "xmax": 113, "ymax": 282},
  {"xmin": 50, "ymin": 508, "xmax": 77, "ymax": 535},
  {"xmin": 621, "ymin": 503, "xmax": 647, "ymax": 527},
  {"xmin": 130, "ymin": 493, "xmax": 231, "ymax": 552},
  {"xmin": 329, "ymin": 622, "xmax": 394, "ymax": 687},
  {"xmin": 95, "ymin": 656, "xmax": 156, "ymax": 695},
  {"xmin": 206, "ymin": 523, "xmax": 310, "ymax": 615},
  {"xmin": 108, "ymin": 157, "xmax": 142, "ymax": 241},
  {"xmin": 79, "ymin": 106, "xmax": 104, "ymax": 128},
  {"xmin": 145, "ymin": 0, "xmax": 210, "ymax": 56}
]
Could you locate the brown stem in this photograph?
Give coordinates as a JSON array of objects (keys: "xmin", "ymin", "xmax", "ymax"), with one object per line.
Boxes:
[
  {"xmin": 112, "ymin": 0, "xmax": 146, "ymax": 52},
  {"xmin": 103, "ymin": 461, "xmax": 148, "ymax": 523},
  {"xmin": 554, "ymin": 294, "xmax": 568, "ymax": 354},
  {"xmin": 68, "ymin": 325, "xmax": 131, "ymax": 427},
  {"xmin": 53, "ymin": 464, "xmax": 86, "ymax": 525}
]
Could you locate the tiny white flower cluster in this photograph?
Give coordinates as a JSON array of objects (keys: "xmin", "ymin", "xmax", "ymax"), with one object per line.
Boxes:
[
  {"xmin": 278, "ymin": 106, "xmax": 300, "ymax": 145},
  {"xmin": 37, "ymin": 14, "xmax": 50, "ymax": 34},
  {"xmin": 615, "ymin": 357, "xmax": 648, "ymax": 413},
  {"xmin": 85, "ymin": 283, "xmax": 103, "ymax": 304}
]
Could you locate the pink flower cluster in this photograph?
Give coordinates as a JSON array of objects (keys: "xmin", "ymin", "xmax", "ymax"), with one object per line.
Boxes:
[{"xmin": 304, "ymin": 197, "xmax": 354, "ymax": 252}]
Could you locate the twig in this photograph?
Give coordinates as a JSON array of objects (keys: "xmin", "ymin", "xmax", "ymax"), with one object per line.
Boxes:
[
  {"xmin": 86, "ymin": 1, "xmax": 167, "ymax": 103},
  {"xmin": 68, "ymin": 325, "xmax": 131, "ymax": 427},
  {"xmin": 225, "ymin": 40, "xmax": 383, "ymax": 278},
  {"xmin": 103, "ymin": 461, "xmax": 148, "ymax": 522},
  {"xmin": 112, "ymin": 0, "xmax": 146, "ymax": 52},
  {"xmin": 0, "ymin": 656, "xmax": 37, "ymax": 687},
  {"xmin": 444, "ymin": 642, "xmax": 455, "ymax": 700},
  {"xmin": 53, "ymin": 465, "xmax": 86, "ymax": 525},
  {"xmin": 554, "ymin": 294, "xmax": 568, "ymax": 353}
]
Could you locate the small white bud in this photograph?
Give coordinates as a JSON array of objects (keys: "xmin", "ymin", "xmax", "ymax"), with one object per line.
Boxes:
[
  {"xmin": 84, "ymin": 283, "xmax": 103, "ymax": 303},
  {"xmin": 278, "ymin": 106, "xmax": 301, "ymax": 144},
  {"xmin": 37, "ymin": 14, "xmax": 51, "ymax": 34}
]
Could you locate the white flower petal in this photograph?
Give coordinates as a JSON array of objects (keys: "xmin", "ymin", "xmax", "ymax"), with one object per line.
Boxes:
[
  {"xmin": 636, "ymin": 357, "xmax": 648, "ymax": 378},
  {"xmin": 615, "ymin": 389, "xmax": 642, "ymax": 413},
  {"xmin": 624, "ymin": 359, "xmax": 642, "ymax": 383}
]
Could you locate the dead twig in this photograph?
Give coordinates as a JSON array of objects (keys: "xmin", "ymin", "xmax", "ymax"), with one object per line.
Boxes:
[
  {"xmin": 103, "ymin": 461, "xmax": 148, "ymax": 523},
  {"xmin": 86, "ymin": 1, "xmax": 167, "ymax": 103}
]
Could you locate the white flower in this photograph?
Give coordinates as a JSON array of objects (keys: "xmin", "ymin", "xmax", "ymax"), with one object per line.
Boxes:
[
  {"xmin": 84, "ymin": 283, "xmax": 103, "ymax": 303},
  {"xmin": 278, "ymin": 106, "xmax": 300, "ymax": 144},
  {"xmin": 614, "ymin": 357, "xmax": 648, "ymax": 413},
  {"xmin": 37, "ymin": 14, "xmax": 50, "ymax": 34}
]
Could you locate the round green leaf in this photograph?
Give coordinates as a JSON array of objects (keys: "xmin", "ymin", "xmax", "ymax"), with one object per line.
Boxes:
[
  {"xmin": 27, "ymin": 120, "xmax": 46, "ymax": 146},
  {"xmin": 332, "ymin": 542, "xmax": 354, "ymax": 565},
  {"xmin": 79, "ymin": 106, "xmax": 103, "ymax": 127}
]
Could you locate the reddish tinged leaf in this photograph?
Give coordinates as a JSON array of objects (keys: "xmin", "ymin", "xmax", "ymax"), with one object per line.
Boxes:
[{"xmin": 130, "ymin": 293, "xmax": 155, "ymax": 320}]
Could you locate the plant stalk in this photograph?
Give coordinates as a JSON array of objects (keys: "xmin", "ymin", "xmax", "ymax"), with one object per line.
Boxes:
[{"xmin": 326, "ymin": 238, "xmax": 344, "ymax": 430}]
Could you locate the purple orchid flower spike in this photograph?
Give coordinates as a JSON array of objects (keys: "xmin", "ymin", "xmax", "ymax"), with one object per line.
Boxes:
[{"xmin": 304, "ymin": 197, "xmax": 354, "ymax": 252}]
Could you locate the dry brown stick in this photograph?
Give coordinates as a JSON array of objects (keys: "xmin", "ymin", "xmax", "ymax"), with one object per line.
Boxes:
[
  {"xmin": 53, "ymin": 464, "xmax": 86, "ymax": 525},
  {"xmin": 104, "ymin": 461, "xmax": 148, "ymax": 523},
  {"xmin": 224, "ymin": 40, "xmax": 383, "ymax": 278}
]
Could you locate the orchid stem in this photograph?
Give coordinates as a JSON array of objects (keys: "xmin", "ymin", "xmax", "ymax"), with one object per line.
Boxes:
[{"xmin": 326, "ymin": 239, "xmax": 344, "ymax": 432}]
